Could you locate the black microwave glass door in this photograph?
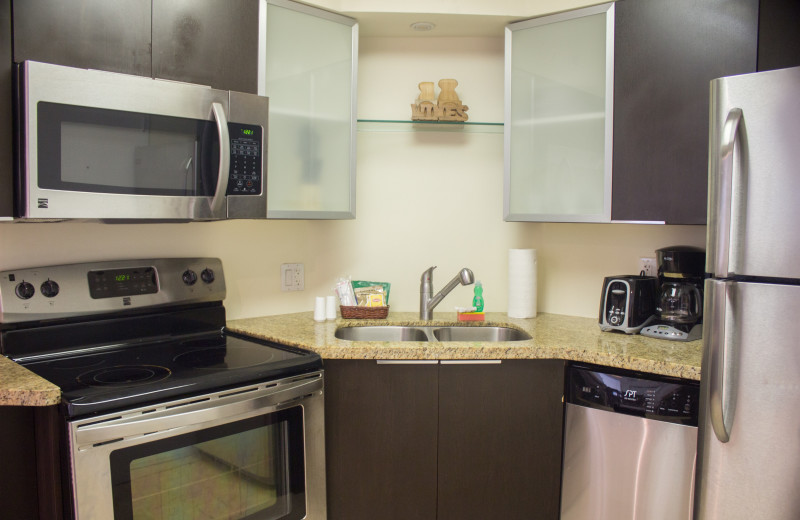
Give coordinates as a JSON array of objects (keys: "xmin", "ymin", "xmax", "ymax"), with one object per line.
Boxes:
[
  {"xmin": 37, "ymin": 102, "xmax": 220, "ymax": 196},
  {"xmin": 109, "ymin": 407, "xmax": 306, "ymax": 520}
]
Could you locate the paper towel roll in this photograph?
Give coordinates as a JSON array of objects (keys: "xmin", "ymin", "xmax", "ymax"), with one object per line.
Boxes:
[{"xmin": 508, "ymin": 249, "xmax": 537, "ymax": 318}]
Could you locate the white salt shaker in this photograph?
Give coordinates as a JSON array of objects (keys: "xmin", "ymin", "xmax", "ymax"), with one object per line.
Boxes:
[{"xmin": 326, "ymin": 295, "xmax": 337, "ymax": 320}]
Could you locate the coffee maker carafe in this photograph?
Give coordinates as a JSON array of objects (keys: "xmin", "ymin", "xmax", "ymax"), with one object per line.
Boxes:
[
  {"xmin": 641, "ymin": 246, "xmax": 706, "ymax": 341},
  {"xmin": 657, "ymin": 280, "xmax": 702, "ymax": 323}
]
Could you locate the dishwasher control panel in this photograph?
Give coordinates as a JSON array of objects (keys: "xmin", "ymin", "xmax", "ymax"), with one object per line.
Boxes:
[{"xmin": 568, "ymin": 365, "xmax": 699, "ymax": 426}]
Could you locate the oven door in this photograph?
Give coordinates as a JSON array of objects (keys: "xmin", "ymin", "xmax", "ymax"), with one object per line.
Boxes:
[
  {"xmin": 16, "ymin": 60, "xmax": 267, "ymax": 221},
  {"xmin": 67, "ymin": 372, "xmax": 325, "ymax": 520}
]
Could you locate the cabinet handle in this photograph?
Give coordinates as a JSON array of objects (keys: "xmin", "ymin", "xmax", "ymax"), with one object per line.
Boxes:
[
  {"xmin": 440, "ymin": 360, "xmax": 502, "ymax": 365},
  {"xmin": 209, "ymin": 102, "xmax": 231, "ymax": 218},
  {"xmin": 376, "ymin": 360, "xmax": 439, "ymax": 365}
]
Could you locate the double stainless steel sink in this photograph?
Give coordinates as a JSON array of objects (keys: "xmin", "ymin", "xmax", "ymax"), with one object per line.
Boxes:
[{"xmin": 334, "ymin": 325, "xmax": 531, "ymax": 342}]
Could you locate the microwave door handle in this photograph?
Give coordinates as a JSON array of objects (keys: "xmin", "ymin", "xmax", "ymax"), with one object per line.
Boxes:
[{"xmin": 209, "ymin": 102, "xmax": 230, "ymax": 218}]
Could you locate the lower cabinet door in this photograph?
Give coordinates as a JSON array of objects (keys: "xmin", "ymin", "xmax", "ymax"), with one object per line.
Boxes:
[
  {"xmin": 324, "ymin": 360, "xmax": 439, "ymax": 520},
  {"xmin": 324, "ymin": 359, "xmax": 565, "ymax": 520},
  {"xmin": 437, "ymin": 360, "xmax": 565, "ymax": 520}
]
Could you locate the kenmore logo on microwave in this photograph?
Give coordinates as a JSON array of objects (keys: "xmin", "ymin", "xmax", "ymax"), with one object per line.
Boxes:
[{"xmin": 37, "ymin": 198, "xmax": 48, "ymax": 209}]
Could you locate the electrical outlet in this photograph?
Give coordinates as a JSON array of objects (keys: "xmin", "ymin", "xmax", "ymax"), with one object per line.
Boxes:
[
  {"xmin": 280, "ymin": 263, "xmax": 305, "ymax": 291},
  {"xmin": 638, "ymin": 257, "xmax": 657, "ymax": 277}
]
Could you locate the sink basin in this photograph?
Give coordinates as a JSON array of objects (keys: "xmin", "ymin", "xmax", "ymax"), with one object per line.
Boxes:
[
  {"xmin": 432, "ymin": 326, "xmax": 531, "ymax": 342},
  {"xmin": 334, "ymin": 325, "xmax": 531, "ymax": 342},
  {"xmin": 335, "ymin": 326, "xmax": 429, "ymax": 342}
]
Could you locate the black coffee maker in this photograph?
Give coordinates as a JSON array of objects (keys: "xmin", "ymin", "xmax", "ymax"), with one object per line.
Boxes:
[{"xmin": 641, "ymin": 246, "xmax": 706, "ymax": 341}]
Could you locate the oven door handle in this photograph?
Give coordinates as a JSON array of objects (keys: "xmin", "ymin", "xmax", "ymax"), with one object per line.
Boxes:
[{"xmin": 74, "ymin": 376, "xmax": 322, "ymax": 446}]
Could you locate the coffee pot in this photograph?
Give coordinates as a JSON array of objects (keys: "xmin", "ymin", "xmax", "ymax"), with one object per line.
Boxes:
[
  {"xmin": 640, "ymin": 245, "xmax": 706, "ymax": 342},
  {"xmin": 656, "ymin": 280, "xmax": 702, "ymax": 323}
]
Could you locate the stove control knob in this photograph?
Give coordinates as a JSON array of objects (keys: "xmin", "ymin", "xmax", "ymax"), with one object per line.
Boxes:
[
  {"xmin": 201, "ymin": 268, "xmax": 215, "ymax": 284},
  {"xmin": 15, "ymin": 281, "xmax": 35, "ymax": 300},
  {"xmin": 182, "ymin": 269, "xmax": 198, "ymax": 286},
  {"xmin": 40, "ymin": 279, "xmax": 60, "ymax": 298}
]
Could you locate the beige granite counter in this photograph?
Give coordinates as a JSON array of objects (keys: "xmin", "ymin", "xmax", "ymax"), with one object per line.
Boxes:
[
  {"xmin": 0, "ymin": 354, "xmax": 60, "ymax": 406},
  {"xmin": 0, "ymin": 310, "xmax": 702, "ymax": 406},
  {"xmin": 227, "ymin": 311, "xmax": 702, "ymax": 381}
]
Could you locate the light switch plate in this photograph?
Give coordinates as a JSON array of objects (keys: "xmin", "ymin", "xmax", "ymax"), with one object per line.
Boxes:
[{"xmin": 281, "ymin": 263, "xmax": 305, "ymax": 291}]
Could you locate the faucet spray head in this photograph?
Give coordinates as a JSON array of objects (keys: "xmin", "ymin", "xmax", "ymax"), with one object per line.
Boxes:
[{"xmin": 460, "ymin": 268, "xmax": 475, "ymax": 285}]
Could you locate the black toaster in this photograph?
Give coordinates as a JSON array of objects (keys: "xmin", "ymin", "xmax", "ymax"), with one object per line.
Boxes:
[{"xmin": 599, "ymin": 275, "xmax": 658, "ymax": 334}]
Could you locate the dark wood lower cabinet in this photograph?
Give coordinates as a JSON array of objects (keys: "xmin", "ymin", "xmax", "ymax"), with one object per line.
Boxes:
[
  {"xmin": 437, "ymin": 360, "xmax": 565, "ymax": 520},
  {"xmin": 0, "ymin": 405, "xmax": 63, "ymax": 519},
  {"xmin": 324, "ymin": 359, "xmax": 565, "ymax": 520},
  {"xmin": 324, "ymin": 360, "xmax": 439, "ymax": 520}
]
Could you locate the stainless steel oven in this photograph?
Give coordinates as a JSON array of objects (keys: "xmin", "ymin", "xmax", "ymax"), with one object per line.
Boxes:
[
  {"xmin": 14, "ymin": 61, "xmax": 268, "ymax": 221},
  {"xmin": 70, "ymin": 372, "xmax": 324, "ymax": 519},
  {"xmin": 0, "ymin": 258, "xmax": 325, "ymax": 519}
]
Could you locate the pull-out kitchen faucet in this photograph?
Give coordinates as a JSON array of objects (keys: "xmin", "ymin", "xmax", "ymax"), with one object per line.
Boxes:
[{"xmin": 420, "ymin": 266, "xmax": 475, "ymax": 320}]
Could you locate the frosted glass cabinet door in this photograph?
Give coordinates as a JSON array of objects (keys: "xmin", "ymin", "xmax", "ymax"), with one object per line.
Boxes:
[
  {"xmin": 504, "ymin": 3, "xmax": 614, "ymax": 222},
  {"xmin": 261, "ymin": 0, "xmax": 357, "ymax": 218}
]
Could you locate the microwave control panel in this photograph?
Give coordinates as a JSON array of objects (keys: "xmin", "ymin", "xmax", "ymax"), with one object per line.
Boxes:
[{"xmin": 227, "ymin": 123, "xmax": 263, "ymax": 195}]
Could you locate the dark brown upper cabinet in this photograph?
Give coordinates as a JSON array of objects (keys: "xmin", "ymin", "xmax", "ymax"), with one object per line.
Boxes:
[
  {"xmin": 611, "ymin": 0, "xmax": 758, "ymax": 224},
  {"xmin": 611, "ymin": 0, "xmax": 759, "ymax": 224},
  {"xmin": 757, "ymin": 0, "xmax": 800, "ymax": 72},
  {"xmin": 13, "ymin": 0, "xmax": 152, "ymax": 76},
  {"xmin": 12, "ymin": 0, "xmax": 260, "ymax": 93},
  {"xmin": 152, "ymin": 0, "xmax": 261, "ymax": 93}
]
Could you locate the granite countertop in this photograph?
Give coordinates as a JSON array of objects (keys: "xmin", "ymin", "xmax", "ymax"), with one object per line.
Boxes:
[
  {"xmin": 0, "ymin": 355, "xmax": 60, "ymax": 406},
  {"xmin": 227, "ymin": 311, "xmax": 703, "ymax": 381},
  {"xmin": 0, "ymin": 310, "xmax": 703, "ymax": 407}
]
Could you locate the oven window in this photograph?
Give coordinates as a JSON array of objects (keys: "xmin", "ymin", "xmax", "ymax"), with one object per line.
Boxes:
[
  {"xmin": 36, "ymin": 102, "xmax": 220, "ymax": 196},
  {"xmin": 109, "ymin": 408, "xmax": 306, "ymax": 520}
]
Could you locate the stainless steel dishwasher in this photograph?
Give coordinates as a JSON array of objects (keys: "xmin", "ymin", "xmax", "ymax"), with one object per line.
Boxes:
[{"xmin": 560, "ymin": 364, "xmax": 699, "ymax": 520}]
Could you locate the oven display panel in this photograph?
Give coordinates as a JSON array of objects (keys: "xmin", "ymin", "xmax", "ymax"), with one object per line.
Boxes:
[{"xmin": 88, "ymin": 267, "xmax": 158, "ymax": 299}]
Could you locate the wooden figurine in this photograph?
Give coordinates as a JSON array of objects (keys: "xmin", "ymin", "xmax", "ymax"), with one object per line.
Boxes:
[
  {"xmin": 437, "ymin": 79, "xmax": 469, "ymax": 122},
  {"xmin": 411, "ymin": 79, "xmax": 469, "ymax": 122},
  {"xmin": 411, "ymin": 81, "xmax": 438, "ymax": 120}
]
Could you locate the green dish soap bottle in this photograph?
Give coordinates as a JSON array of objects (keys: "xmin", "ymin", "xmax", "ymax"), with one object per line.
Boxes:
[{"xmin": 472, "ymin": 281, "xmax": 485, "ymax": 312}]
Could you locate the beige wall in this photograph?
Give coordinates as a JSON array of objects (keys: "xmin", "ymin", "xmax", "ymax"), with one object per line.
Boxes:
[{"xmin": 0, "ymin": 34, "xmax": 706, "ymax": 321}]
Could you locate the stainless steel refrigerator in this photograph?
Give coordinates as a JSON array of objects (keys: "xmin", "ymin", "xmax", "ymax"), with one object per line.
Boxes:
[{"xmin": 697, "ymin": 65, "xmax": 800, "ymax": 519}]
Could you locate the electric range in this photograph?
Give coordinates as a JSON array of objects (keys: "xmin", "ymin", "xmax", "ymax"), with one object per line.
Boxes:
[{"xmin": 0, "ymin": 258, "xmax": 326, "ymax": 519}]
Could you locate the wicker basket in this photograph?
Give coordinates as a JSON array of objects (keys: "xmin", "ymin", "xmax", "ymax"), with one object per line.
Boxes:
[{"xmin": 340, "ymin": 305, "xmax": 389, "ymax": 319}]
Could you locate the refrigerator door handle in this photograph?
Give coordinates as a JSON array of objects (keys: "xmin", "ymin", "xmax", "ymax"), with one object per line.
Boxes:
[
  {"xmin": 712, "ymin": 108, "xmax": 744, "ymax": 278},
  {"xmin": 708, "ymin": 280, "xmax": 733, "ymax": 442}
]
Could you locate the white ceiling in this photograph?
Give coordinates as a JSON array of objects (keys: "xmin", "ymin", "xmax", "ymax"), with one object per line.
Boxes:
[{"xmin": 347, "ymin": 12, "xmax": 522, "ymax": 37}]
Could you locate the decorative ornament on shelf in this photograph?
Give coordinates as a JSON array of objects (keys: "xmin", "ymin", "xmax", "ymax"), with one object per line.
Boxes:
[{"xmin": 411, "ymin": 79, "xmax": 469, "ymax": 122}]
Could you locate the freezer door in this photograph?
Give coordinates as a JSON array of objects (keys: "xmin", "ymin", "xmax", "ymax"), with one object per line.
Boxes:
[
  {"xmin": 706, "ymin": 66, "xmax": 800, "ymax": 279},
  {"xmin": 696, "ymin": 279, "xmax": 800, "ymax": 519}
]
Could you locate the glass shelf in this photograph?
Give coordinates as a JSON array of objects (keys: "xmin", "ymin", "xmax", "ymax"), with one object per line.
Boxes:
[{"xmin": 357, "ymin": 119, "xmax": 504, "ymax": 133}]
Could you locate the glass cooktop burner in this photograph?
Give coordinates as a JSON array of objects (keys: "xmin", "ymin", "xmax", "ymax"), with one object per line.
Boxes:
[
  {"xmin": 77, "ymin": 365, "xmax": 172, "ymax": 387},
  {"xmin": 174, "ymin": 345, "xmax": 278, "ymax": 369},
  {"xmin": 17, "ymin": 331, "xmax": 320, "ymax": 417},
  {"xmin": 46, "ymin": 357, "xmax": 107, "ymax": 370}
]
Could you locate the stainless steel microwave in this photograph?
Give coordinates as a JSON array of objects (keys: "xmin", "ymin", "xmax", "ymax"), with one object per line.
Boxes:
[{"xmin": 14, "ymin": 61, "xmax": 268, "ymax": 221}]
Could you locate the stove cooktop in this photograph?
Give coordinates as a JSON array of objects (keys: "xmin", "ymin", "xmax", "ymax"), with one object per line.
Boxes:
[{"xmin": 18, "ymin": 330, "xmax": 322, "ymax": 417}]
